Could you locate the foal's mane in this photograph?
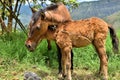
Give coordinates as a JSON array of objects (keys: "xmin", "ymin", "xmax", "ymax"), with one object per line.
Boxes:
[
  {"xmin": 45, "ymin": 3, "xmax": 59, "ymax": 10},
  {"xmin": 32, "ymin": 2, "xmax": 71, "ymax": 23}
]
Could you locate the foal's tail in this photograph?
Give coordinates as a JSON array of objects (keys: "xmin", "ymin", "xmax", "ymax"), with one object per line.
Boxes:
[{"xmin": 108, "ymin": 26, "xmax": 119, "ymax": 53}]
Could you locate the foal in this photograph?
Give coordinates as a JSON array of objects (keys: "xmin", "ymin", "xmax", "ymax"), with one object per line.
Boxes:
[
  {"xmin": 25, "ymin": 2, "xmax": 119, "ymax": 79},
  {"xmin": 25, "ymin": 15, "xmax": 119, "ymax": 80},
  {"xmin": 54, "ymin": 18, "xmax": 119, "ymax": 80}
]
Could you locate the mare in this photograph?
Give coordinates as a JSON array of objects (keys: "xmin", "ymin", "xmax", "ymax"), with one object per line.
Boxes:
[
  {"xmin": 25, "ymin": 4, "xmax": 119, "ymax": 80},
  {"xmin": 26, "ymin": 2, "xmax": 74, "ymax": 75}
]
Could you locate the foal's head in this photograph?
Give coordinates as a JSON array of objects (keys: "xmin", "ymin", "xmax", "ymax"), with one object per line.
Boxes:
[
  {"xmin": 25, "ymin": 9, "xmax": 50, "ymax": 51},
  {"xmin": 25, "ymin": 2, "xmax": 71, "ymax": 51}
]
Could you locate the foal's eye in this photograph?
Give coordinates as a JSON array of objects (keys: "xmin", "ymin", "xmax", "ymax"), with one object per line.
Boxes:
[{"xmin": 36, "ymin": 26, "xmax": 40, "ymax": 30}]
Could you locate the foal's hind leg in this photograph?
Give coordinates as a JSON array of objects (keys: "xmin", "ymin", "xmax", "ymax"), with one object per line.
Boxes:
[{"xmin": 93, "ymin": 39, "xmax": 108, "ymax": 80}]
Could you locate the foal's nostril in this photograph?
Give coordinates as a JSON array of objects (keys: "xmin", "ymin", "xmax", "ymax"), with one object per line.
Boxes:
[
  {"xmin": 27, "ymin": 44, "xmax": 31, "ymax": 48},
  {"xmin": 25, "ymin": 44, "xmax": 31, "ymax": 49}
]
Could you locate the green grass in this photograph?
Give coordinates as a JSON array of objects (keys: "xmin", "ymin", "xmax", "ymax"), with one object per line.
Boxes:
[{"xmin": 0, "ymin": 30, "xmax": 120, "ymax": 80}]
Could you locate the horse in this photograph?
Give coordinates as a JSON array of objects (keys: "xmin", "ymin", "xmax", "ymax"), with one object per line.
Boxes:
[
  {"xmin": 25, "ymin": 8, "xmax": 119, "ymax": 80},
  {"xmin": 30, "ymin": 2, "xmax": 72, "ymax": 50},
  {"xmin": 27, "ymin": 2, "xmax": 74, "ymax": 75}
]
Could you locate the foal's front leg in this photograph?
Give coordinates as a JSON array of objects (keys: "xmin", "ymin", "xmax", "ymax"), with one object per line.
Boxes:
[
  {"xmin": 56, "ymin": 30, "xmax": 72, "ymax": 80},
  {"xmin": 61, "ymin": 47, "xmax": 72, "ymax": 80},
  {"xmin": 57, "ymin": 43, "xmax": 74, "ymax": 75}
]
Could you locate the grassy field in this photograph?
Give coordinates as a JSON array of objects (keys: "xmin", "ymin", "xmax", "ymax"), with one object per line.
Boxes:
[{"xmin": 0, "ymin": 30, "xmax": 120, "ymax": 80}]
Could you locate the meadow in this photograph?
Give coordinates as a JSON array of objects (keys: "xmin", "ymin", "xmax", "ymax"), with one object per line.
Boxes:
[{"xmin": 0, "ymin": 30, "xmax": 120, "ymax": 80}]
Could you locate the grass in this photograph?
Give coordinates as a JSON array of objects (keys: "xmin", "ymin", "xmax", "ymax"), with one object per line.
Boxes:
[{"xmin": 0, "ymin": 30, "xmax": 120, "ymax": 80}]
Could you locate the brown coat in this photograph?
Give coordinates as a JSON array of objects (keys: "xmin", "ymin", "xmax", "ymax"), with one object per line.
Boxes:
[
  {"xmin": 44, "ymin": 2, "xmax": 72, "ymax": 23},
  {"xmin": 55, "ymin": 17, "xmax": 108, "ymax": 48},
  {"xmin": 26, "ymin": 4, "xmax": 119, "ymax": 79}
]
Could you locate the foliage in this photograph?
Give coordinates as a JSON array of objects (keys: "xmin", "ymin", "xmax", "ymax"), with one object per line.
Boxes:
[
  {"xmin": 50, "ymin": 0, "xmax": 79, "ymax": 8},
  {"xmin": 0, "ymin": 0, "xmax": 27, "ymax": 33},
  {"xmin": 0, "ymin": 0, "xmax": 78, "ymax": 34}
]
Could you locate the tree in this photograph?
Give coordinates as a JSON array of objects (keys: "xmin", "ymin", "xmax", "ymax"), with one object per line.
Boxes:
[
  {"xmin": 0, "ymin": 16, "xmax": 8, "ymax": 34},
  {"xmin": 0, "ymin": 0, "xmax": 78, "ymax": 34},
  {"xmin": 0, "ymin": 0, "xmax": 27, "ymax": 34},
  {"xmin": 50, "ymin": 0, "xmax": 78, "ymax": 8},
  {"xmin": 29, "ymin": 0, "xmax": 78, "ymax": 9}
]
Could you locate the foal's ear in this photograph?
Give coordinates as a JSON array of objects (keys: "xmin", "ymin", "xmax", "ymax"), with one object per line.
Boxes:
[{"xmin": 31, "ymin": 8, "xmax": 38, "ymax": 13}]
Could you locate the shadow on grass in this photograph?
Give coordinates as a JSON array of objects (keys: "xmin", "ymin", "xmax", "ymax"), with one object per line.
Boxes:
[
  {"xmin": 72, "ymin": 72, "xmax": 101, "ymax": 80},
  {"xmin": 36, "ymin": 68, "xmax": 102, "ymax": 80}
]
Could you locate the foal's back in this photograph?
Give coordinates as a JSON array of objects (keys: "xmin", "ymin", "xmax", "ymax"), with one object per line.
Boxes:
[{"xmin": 60, "ymin": 17, "xmax": 109, "ymax": 47}]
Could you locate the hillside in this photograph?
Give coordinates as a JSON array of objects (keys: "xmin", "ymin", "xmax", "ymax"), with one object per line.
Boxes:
[
  {"xmin": 19, "ymin": 0, "xmax": 120, "ymax": 26},
  {"xmin": 71, "ymin": 0, "xmax": 120, "ymax": 20},
  {"xmin": 104, "ymin": 11, "xmax": 120, "ymax": 29}
]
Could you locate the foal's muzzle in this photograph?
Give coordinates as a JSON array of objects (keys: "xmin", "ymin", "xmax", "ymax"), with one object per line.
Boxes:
[{"xmin": 25, "ymin": 41, "xmax": 36, "ymax": 52}]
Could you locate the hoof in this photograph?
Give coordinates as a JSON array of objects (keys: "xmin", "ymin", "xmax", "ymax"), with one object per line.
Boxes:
[
  {"xmin": 100, "ymin": 76, "xmax": 108, "ymax": 80},
  {"xmin": 58, "ymin": 73, "xmax": 63, "ymax": 79},
  {"xmin": 95, "ymin": 72, "xmax": 108, "ymax": 80}
]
